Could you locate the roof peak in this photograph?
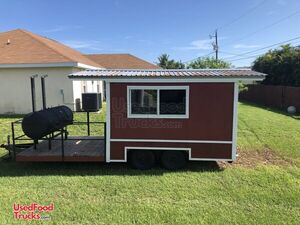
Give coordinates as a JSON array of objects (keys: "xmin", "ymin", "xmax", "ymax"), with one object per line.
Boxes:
[
  {"xmin": 85, "ymin": 53, "xmax": 132, "ymax": 55},
  {"xmin": 0, "ymin": 28, "xmax": 101, "ymax": 67},
  {"xmin": 85, "ymin": 54, "xmax": 160, "ymax": 69},
  {"xmin": 0, "ymin": 28, "xmax": 25, "ymax": 34}
]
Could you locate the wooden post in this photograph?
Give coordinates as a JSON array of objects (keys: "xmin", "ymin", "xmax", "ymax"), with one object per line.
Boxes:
[{"xmin": 87, "ymin": 111, "xmax": 90, "ymax": 136}]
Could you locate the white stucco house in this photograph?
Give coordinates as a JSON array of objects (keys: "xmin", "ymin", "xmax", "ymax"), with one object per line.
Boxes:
[{"xmin": 0, "ymin": 29, "xmax": 159, "ymax": 114}]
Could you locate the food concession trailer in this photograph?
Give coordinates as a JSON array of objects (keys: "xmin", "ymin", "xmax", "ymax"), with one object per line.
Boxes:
[{"xmin": 3, "ymin": 69, "xmax": 265, "ymax": 170}]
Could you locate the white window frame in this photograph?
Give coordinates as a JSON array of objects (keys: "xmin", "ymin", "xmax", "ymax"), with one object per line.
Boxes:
[{"xmin": 127, "ymin": 86, "xmax": 189, "ymax": 119}]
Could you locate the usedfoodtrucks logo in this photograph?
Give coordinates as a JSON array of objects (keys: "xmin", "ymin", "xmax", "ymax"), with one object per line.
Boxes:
[{"xmin": 13, "ymin": 203, "xmax": 54, "ymax": 220}]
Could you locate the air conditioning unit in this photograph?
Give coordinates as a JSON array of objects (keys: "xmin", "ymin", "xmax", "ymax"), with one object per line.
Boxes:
[{"xmin": 82, "ymin": 93, "xmax": 102, "ymax": 112}]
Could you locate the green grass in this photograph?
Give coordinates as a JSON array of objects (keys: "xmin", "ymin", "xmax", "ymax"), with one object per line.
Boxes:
[
  {"xmin": 0, "ymin": 102, "xmax": 299, "ymax": 224},
  {"xmin": 69, "ymin": 104, "xmax": 106, "ymax": 136},
  {"xmin": 238, "ymin": 102, "xmax": 300, "ymax": 162}
]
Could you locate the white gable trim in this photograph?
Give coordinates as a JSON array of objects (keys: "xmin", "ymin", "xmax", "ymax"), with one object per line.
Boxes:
[
  {"xmin": 77, "ymin": 63, "xmax": 103, "ymax": 70},
  {"xmin": 0, "ymin": 62, "xmax": 102, "ymax": 69},
  {"xmin": 0, "ymin": 62, "xmax": 77, "ymax": 68}
]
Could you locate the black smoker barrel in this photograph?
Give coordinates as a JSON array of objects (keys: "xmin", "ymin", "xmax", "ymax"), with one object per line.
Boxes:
[{"xmin": 22, "ymin": 106, "xmax": 73, "ymax": 140}]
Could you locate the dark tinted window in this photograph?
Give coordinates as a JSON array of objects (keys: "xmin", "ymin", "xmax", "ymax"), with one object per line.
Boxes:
[
  {"xmin": 159, "ymin": 90, "xmax": 186, "ymax": 115},
  {"xmin": 131, "ymin": 89, "xmax": 157, "ymax": 114}
]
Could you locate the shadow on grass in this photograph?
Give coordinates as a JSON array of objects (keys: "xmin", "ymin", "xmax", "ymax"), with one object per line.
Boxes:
[
  {"xmin": 239, "ymin": 101, "xmax": 300, "ymax": 120},
  {"xmin": 0, "ymin": 157, "xmax": 222, "ymax": 177}
]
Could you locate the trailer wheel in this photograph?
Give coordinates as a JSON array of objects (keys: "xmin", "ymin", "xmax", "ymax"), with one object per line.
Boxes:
[
  {"xmin": 160, "ymin": 151, "xmax": 187, "ymax": 170},
  {"xmin": 129, "ymin": 150, "xmax": 155, "ymax": 170}
]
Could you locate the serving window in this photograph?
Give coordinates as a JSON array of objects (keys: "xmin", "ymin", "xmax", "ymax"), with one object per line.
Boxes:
[{"xmin": 127, "ymin": 86, "xmax": 189, "ymax": 118}]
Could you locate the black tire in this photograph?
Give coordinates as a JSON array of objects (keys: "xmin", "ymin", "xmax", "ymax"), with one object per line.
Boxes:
[
  {"xmin": 160, "ymin": 151, "xmax": 187, "ymax": 170},
  {"xmin": 129, "ymin": 150, "xmax": 155, "ymax": 170}
]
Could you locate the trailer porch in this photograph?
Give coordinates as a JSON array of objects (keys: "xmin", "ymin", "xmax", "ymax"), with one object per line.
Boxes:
[{"xmin": 15, "ymin": 136, "xmax": 105, "ymax": 162}]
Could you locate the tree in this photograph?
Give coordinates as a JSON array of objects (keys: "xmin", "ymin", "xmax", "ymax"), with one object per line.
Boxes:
[
  {"xmin": 252, "ymin": 44, "xmax": 300, "ymax": 86},
  {"xmin": 187, "ymin": 56, "xmax": 231, "ymax": 69},
  {"xmin": 157, "ymin": 54, "xmax": 185, "ymax": 69}
]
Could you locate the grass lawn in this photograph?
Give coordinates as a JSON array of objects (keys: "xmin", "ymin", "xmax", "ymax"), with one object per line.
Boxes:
[
  {"xmin": 0, "ymin": 102, "xmax": 299, "ymax": 224},
  {"xmin": 238, "ymin": 102, "xmax": 300, "ymax": 162}
]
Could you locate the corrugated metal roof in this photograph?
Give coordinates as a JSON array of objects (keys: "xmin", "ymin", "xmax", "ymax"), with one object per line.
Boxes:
[{"xmin": 69, "ymin": 69, "xmax": 266, "ymax": 79}]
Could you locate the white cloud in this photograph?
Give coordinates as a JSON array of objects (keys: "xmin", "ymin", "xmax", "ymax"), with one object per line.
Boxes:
[
  {"xmin": 113, "ymin": 0, "xmax": 121, "ymax": 8},
  {"xmin": 124, "ymin": 35, "xmax": 133, "ymax": 40},
  {"xmin": 43, "ymin": 25, "xmax": 82, "ymax": 33},
  {"xmin": 267, "ymin": 10, "xmax": 278, "ymax": 16},
  {"xmin": 138, "ymin": 39, "xmax": 154, "ymax": 45},
  {"xmin": 233, "ymin": 44, "xmax": 261, "ymax": 49},
  {"xmin": 62, "ymin": 40, "xmax": 103, "ymax": 51},
  {"xmin": 277, "ymin": 0, "xmax": 287, "ymax": 6},
  {"xmin": 175, "ymin": 39, "xmax": 212, "ymax": 50},
  {"xmin": 189, "ymin": 39, "xmax": 212, "ymax": 50},
  {"xmin": 174, "ymin": 37, "xmax": 228, "ymax": 51}
]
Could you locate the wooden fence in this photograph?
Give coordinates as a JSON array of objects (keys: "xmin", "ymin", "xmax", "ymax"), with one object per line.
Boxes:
[{"xmin": 239, "ymin": 84, "xmax": 300, "ymax": 111}]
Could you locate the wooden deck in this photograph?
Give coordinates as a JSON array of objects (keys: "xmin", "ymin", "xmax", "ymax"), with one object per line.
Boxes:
[{"xmin": 16, "ymin": 136, "xmax": 105, "ymax": 162}]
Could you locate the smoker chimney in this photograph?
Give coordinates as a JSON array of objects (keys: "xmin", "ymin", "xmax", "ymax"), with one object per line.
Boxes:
[
  {"xmin": 30, "ymin": 75, "xmax": 38, "ymax": 112},
  {"xmin": 41, "ymin": 75, "xmax": 48, "ymax": 110}
]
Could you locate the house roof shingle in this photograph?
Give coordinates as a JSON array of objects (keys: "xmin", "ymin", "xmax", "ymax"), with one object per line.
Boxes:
[
  {"xmin": 0, "ymin": 29, "xmax": 101, "ymax": 67},
  {"xmin": 85, "ymin": 54, "xmax": 160, "ymax": 69}
]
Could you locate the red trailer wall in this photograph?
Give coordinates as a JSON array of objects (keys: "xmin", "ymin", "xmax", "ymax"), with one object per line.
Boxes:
[{"xmin": 109, "ymin": 82, "xmax": 234, "ymax": 160}]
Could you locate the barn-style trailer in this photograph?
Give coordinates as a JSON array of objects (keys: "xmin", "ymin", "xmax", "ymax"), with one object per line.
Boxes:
[
  {"xmin": 68, "ymin": 69, "xmax": 265, "ymax": 169},
  {"xmin": 3, "ymin": 69, "xmax": 265, "ymax": 170}
]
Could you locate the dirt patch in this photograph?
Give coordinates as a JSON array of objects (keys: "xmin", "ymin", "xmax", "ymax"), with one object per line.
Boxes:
[{"xmin": 219, "ymin": 148, "xmax": 296, "ymax": 169}]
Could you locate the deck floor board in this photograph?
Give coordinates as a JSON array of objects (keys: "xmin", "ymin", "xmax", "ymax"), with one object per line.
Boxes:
[{"xmin": 16, "ymin": 136, "xmax": 105, "ymax": 162}]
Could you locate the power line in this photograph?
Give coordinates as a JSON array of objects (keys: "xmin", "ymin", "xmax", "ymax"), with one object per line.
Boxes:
[
  {"xmin": 219, "ymin": 50, "xmax": 251, "ymax": 58},
  {"xmin": 183, "ymin": 3, "xmax": 300, "ymax": 65},
  {"xmin": 183, "ymin": 36, "xmax": 300, "ymax": 64},
  {"xmin": 224, "ymin": 9, "xmax": 300, "ymax": 46},
  {"xmin": 183, "ymin": 52, "xmax": 215, "ymax": 64},
  {"xmin": 209, "ymin": 0, "xmax": 267, "ymax": 64},
  {"xmin": 226, "ymin": 41, "xmax": 300, "ymax": 62},
  {"xmin": 222, "ymin": 36, "xmax": 300, "ymax": 60},
  {"xmin": 217, "ymin": 0, "xmax": 268, "ymax": 30},
  {"xmin": 184, "ymin": 36, "xmax": 300, "ymax": 65},
  {"xmin": 228, "ymin": 53, "xmax": 264, "ymax": 62}
]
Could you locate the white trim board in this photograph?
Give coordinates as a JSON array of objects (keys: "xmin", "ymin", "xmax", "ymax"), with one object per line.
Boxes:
[
  {"xmin": 70, "ymin": 77, "xmax": 263, "ymax": 83},
  {"xmin": 110, "ymin": 139, "xmax": 232, "ymax": 144},
  {"xmin": 231, "ymin": 82, "xmax": 239, "ymax": 160},
  {"xmin": 77, "ymin": 63, "xmax": 103, "ymax": 70},
  {"xmin": 109, "ymin": 146, "xmax": 233, "ymax": 162},
  {"xmin": 0, "ymin": 62, "xmax": 77, "ymax": 68},
  {"xmin": 105, "ymin": 81, "xmax": 111, "ymax": 162},
  {"xmin": 127, "ymin": 85, "xmax": 189, "ymax": 119},
  {"xmin": 0, "ymin": 62, "xmax": 102, "ymax": 69}
]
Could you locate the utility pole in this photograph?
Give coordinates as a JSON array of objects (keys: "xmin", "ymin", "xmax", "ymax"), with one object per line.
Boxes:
[{"xmin": 210, "ymin": 30, "xmax": 219, "ymax": 61}]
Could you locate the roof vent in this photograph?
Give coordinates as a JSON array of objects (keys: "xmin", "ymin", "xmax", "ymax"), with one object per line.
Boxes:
[{"xmin": 6, "ymin": 39, "xmax": 10, "ymax": 45}]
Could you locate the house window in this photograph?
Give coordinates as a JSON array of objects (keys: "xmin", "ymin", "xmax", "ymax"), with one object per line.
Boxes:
[{"xmin": 128, "ymin": 86, "xmax": 189, "ymax": 118}]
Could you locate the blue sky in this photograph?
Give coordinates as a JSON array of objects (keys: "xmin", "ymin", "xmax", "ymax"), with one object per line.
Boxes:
[{"xmin": 1, "ymin": 0, "xmax": 300, "ymax": 67}]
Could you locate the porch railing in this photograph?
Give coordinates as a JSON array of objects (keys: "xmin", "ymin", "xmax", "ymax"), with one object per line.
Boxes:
[{"xmin": 7, "ymin": 112, "xmax": 106, "ymax": 161}]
